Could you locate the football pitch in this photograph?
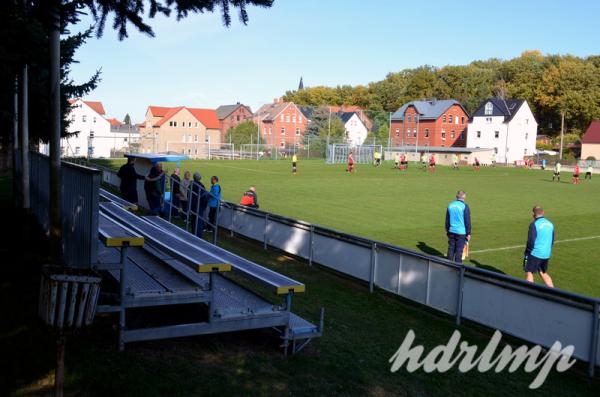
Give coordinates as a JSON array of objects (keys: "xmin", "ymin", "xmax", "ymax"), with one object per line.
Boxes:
[{"xmin": 102, "ymin": 158, "xmax": 600, "ymax": 298}]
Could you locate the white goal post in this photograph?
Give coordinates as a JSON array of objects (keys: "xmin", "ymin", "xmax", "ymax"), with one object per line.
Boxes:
[{"xmin": 326, "ymin": 144, "xmax": 383, "ymax": 164}]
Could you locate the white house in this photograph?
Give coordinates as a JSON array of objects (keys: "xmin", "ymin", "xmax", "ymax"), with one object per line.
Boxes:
[
  {"xmin": 466, "ymin": 99, "xmax": 537, "ymax": 163},
  {"xmin": 39, "ymin": 98, "xmax": 139, "ymax": 158},
  {"xmin": 340, "ymin": 112, "xmax": 368, "ymax": 146}
]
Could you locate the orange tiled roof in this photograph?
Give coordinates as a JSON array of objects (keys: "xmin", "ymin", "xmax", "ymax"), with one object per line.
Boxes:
[
  {"xmin": 106, "ymin": 118, "xmax": 122, "ymax": 126},
  {"xmin": 69, "ymin": 98, "xmax": 106, "ymax": 116},
  {"xmin": 151, "ymin": 106, "xmax": 220, "ymax": 129}
]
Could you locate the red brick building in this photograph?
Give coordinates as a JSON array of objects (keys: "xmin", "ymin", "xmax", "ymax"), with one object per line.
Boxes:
[
  {"xmin": 390, "ymin": 99, "xmax": 469, "ymax": 147},
  {"xmin": 255, "ymin": 98, "xmax": 309, "ymax": 149},
  {"xmin": 216, "ymin": 103, "xmax": 253, "ymax": 141}
]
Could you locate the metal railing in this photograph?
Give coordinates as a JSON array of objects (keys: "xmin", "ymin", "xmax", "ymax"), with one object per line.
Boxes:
[
  {"xmin": 95, "ymin": 163, "xmax": 600, "ymax": 375},
  {"xmin": 30, "ymin": 152, "xmax": 101, "ymax": 267}
]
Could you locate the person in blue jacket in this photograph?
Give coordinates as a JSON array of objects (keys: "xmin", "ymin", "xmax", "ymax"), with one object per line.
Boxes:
[
  {"xmin": 208, "ymin": 175, "xmax": 222, "ymax": 230},
  {"xmin": 445, "ymin": 190, "xmax": 471, "ymax": 263},
  {"xmin": 524, "ymin": 206, "xmax": 555, "ymax": 287}
]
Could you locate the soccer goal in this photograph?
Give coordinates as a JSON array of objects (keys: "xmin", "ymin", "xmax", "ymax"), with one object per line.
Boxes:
[{"xmin": 326, "ymin": 144, "xmax": 383, "ymax": 164}]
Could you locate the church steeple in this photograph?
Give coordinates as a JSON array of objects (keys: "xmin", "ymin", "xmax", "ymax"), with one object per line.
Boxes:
[{"xmin": 298, "ymin": 76, "xmax": 304, "ymax": 90}]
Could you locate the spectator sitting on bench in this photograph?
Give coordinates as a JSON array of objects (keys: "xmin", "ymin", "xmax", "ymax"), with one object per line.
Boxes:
[{"xmin": 240, "ymin": 186, "xmax": 259, "ymax": 209}]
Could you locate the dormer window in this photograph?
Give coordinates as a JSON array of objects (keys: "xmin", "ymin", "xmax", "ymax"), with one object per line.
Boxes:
[{"xmin": 484, "ymin": 102, "xmax": 493, "ymax": 115}]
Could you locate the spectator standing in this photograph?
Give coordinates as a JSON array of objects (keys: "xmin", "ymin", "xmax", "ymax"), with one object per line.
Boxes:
[
  {"xmin": 179, "ymin": 171, "xmax": 192, "ymax": 218},
  {"xmin": 190, "ymin": 172, "xmax": 207, "ymax": 237},
  {"xmin": 208, "ymin": 176, "xmax": 222, "ymax": 229},
  {"xmin": 117, "ymin": 157, "xmax": 145, "ymax": 204},
  {"xmin": 240, "ymin": 186, "xmax": 259, "ymax": 208},
  {"xmin": 523, "ymin": 206, "xmax": 555, "ymax": 287},
  {"xmin": 445, "ymin": 190, "xmax": 471, "ymax": 263},
  {"xmin": 170, "ymin": 168, "xmax": 181, "ymax": 217},
  {"xmin": 144, "ymin": 162, "xmax": 164, "ymax": 215}
]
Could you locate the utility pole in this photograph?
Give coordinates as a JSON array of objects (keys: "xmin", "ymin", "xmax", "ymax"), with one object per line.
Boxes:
[
  {"xmin": 49, "ymin": 3, "xmax": 62, "ymax": 264},
  {"xmin": 19, "ymin": 65, "xmax": 30, "ymax": 210},
  {"xmin": 388, "ymin": 112, "xmax": 392, "ymax": 149},
  {"xmin": 559, "ymin": 111, "xmax": 565, "ymax": 161}
]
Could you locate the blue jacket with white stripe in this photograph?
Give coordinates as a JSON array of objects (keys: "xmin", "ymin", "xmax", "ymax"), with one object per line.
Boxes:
[
  {"xmin": 445, "ymin": 200, "xmax": 471, "ymax": 236},
  {"xmin": 525, "ymin": 217, "xmax": 555, "ymax": 260}
]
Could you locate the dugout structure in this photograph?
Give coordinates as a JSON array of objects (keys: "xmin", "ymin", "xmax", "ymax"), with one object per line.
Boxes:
[{"xmin": 326, "ymin": 144, "xmax": 382, "ymax": 164}]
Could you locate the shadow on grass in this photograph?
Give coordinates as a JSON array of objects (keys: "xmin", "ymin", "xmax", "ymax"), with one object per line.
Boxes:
[
  {"xmin": 417, "ymin": 241, "xmax": 445, "ymax": 257},
  {"xmin": 468, "ymin": 259, "xmax": 506, "ymax": 275}
]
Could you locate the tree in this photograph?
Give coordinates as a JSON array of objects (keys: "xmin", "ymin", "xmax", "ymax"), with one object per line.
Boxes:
[
  {"xmin": 123, "ymin": 113, "xmax": 132, "ymax": 125},
  {"xmin": 225, "ymin": 121, "xmax": 260, "ymax": 146}
]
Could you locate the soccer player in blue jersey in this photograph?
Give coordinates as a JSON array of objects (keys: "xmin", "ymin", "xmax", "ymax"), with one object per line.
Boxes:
[
  {"xmin": 524, "ymin": 206, "xmax": 555, "ymax": 287},
  {"xmin": 445, "ymin": 191, "xmax": 471, "ymax": 263}
]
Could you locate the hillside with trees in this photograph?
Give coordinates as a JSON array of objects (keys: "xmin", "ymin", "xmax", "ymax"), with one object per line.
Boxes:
[{"xmin": 283, "ymin": 51, "xmax": 600, "ymax": 137}]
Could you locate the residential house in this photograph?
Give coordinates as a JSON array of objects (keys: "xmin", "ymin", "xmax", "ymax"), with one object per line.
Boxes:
[
  {"xmin": 390, "ymin": 99, "xmax": 469, "ymax": 147},
  {"xmin": 581, "ymin": 121, "xmax": 600, "ymax": 160},
  {"xmin": 339, "ymin": 112, "xmax": 368, "ymax": 146},
  {"xmin": 536, "ymin": 134, "xmax": 552, "ymax": 147},
  {"xmin": 467, "ymin": 99, "xmax": 537, "ymax": 163},
  {"xmin": 216, "ymin": 103, "xmax": 253, "ymax": 141},
  {"xmin": 39, "ymin": 98, "xmax": 137, "ymax": 158},
  {"xmin": 255, "ymin": 98, "xmax": 308, "ymax": 150},
  {"xmin": 328, "ymin": 105, "xmax": 372, "ymax": 131},
  {"xmin": 140, "ymin": 106, "xmax": 221, "ymax": 157}
]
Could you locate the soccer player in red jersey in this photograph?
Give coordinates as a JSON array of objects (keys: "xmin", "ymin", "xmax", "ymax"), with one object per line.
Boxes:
[
  {"xmin": 346, "ymin": 151, "xmax": 355, "ymax": 173},
  {"xmin": 572, "ymin": 164, "xmax": 581, "ymax": 185}
]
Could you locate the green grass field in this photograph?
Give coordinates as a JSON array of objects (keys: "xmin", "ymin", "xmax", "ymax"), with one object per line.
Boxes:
[{"xmin": 98, "ymin": 158, "xmax": 600, "ymax": 298}]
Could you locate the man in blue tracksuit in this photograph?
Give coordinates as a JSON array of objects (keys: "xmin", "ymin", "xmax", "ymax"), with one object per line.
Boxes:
[
  {"xmin": 208, "ymin": 176, "xmax": 222, "ymax": 231},
  {"xmin": 445, "ymin": 191, "xmax": 471, "ymax": 263},
  {"xmin": 524, "ymin": 206, "xmax": 555, "ymax": 287}
]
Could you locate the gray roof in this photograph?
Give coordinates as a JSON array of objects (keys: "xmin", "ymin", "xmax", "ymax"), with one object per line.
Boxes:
[
  {"xmin": 216, "ymin": 103, "xmax": 251, "ymax": 120},
  {"xmin": 471, "ymin": 98, "xmax": 525, "ymax": 122},
  {"xmin": 391, "ymin": 99, "xmax": 465, "ymax": 121}
]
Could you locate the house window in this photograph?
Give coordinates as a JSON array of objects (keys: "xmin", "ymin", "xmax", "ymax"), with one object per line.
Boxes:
[
  {"xmin": 90, "ymin": 131, "xmax": 94, "ymax": 138},
  {"xmin": 93, "ymin": 117, "xmax": 97, "ymax": 123},
  {"xmin": 237, "ymin": 115, "xmax": 240, "ymax": 121},
  {"xmin": 484, "ymin": 102, "xmax": 493, "ymax": 115},
  {"xmin": 194, "ymin": 135, "xmax": 198, "ymax": 142},
  {"xmin": 269, "ymin": 128, "xmax": 272, "ymax": 135},
  {"xmin": 450, "ymin": 131, "xmax": 455, "ymax": 139},
  {"xmin": 295, "ymin": 128, "xmax": 300, "ymax": 135},
  {"xmin": 486, "ymin": 117, "xmax": 492, "ymax": 124},
  {"xmin": 424, "ymin": 128, "xmax": 430, "ymax": 137},
  {"xmin": 292, "ymin": 115, "xmax": 296, "ymax": 123},
  {"xmin": 525, "ymin": 119, "xmax": 529, "ymax": 124},
  {"xmin": 75, "ymin": 147, "xmax": 80, "ymax": 155},
  {"xmin": 82, "ymin": 115, "xmax": 87, "ymax": 122},
  {"xmin": 494, "ymin": 147, "xmax": 498, "ymax": 154},
  {"xmin": 395, "ymin": 128, "xmax": 400, "ymax": 137},
  {"xmin": 189, "ymin": 122, "xmax": 192, "ymax": 128},
  {"xmin": 188, "ymin": 134, "xmax": 192, "ymax": 142},
  {"xmin": 525, "ymin": 133, "xmax": 529, "ymax": 140},
  {"xmin": 195, "ymin": 149, "xmax": 198, "ymax": 155},
  {"xmin": 442, "ymin": 131, "xmax": 446, "ymax": 140},
  {"xmin": 195, "ymin": 122, "xmax": 198, "ymax": 127},
  {"xmin": 264, "ymin": 127, "xmax": 267, "ymax": 135},
  {"xmin": 187, "ymin": 149, "xmax": 191, "ymax": 154},
  {"xmin": 280, "ymin": 142, "xmax": 285, "ymax": 148},
  {"xmin": 71, "ymin": 114, "xmax": 75, "ymax": 121},
  {"xmin": 280, "ymin": 114, "xmax": 284, "ymax": 122},
  {"xmin": 524, "ymin": 148, "xmax": 528, "ymax": 155},
  {"xmin": 448, "ymin": 114, "xmax": 452, "ymax": 124},
  {"xmin": 413, "ymin": 129, "xmax": 417, "ymax": 137},
  {"xmin": 476, "ymin": 131, "xmax": 481, "ymax": 138},
  {"xmin": 455, "ymin": 116, "xmax": 459, "ymax": 124},
  {"xmin": 286, "ymin": 115, "xmax": 290, "ymax": 122},
  {"xmin": 443, "ymin": 115, "xmax": 446, "ymax": 123},
  {"xmin": 494, "ymin": 131, "xmax": 500, "ymax": 139},
  {"xmin": 406, "ymin": 131, "xmax": 411, "ymax": 137},
  {"xmin": 281, "ymin": 127, "xmax": 286, "ymax": 135},
  {"xmin": 461, "ymin": 116, "xmax": 465, "ymax": 124},
  {"xmin": 299, "ymin": 116, "xmax": 303, "ymax": 123},
  {"xmin": 408, "ymin": 115, "xmax": 412, "ymax": 122},
  {"xmin": 174, "ymin": 121, "xmax": 178, "ymax": 127}
]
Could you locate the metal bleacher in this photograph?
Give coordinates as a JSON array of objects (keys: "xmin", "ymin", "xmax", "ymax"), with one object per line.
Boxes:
[
  {"xmin": 95, "ymin": 200, "xmax": 322, "ymax": 354},
  {"xmin": 99, "ymin": 188, "xmax": 138, "ymax": 211}
]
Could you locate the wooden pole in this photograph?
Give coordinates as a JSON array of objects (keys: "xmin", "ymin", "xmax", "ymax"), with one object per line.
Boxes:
[{"xmin": 559, "ymin": 111, "xmax": 565, "ymax": 161}]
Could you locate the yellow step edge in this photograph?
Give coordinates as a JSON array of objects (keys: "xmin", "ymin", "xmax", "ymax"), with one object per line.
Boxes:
[
  {"xmin": 276, "ymin": 284, "xmax": 306, "ymax": 294},
  {"xmin": 104, "ymin": 236, "xmax": 145, "ymax": 247},
  {"xmin": 197, "ymin": 263, "xmax": 232, "ymax": 273}
]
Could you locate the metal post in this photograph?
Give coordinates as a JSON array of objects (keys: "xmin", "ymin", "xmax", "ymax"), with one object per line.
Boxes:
[
  {"xmin": 55, "ymin": 333, "xmax": 65, "ymax": 397},
  {"xmin": 455, "ymin": 266, "xmax": 466, "ymax": 326},
  {"xmin": 19, "ymin": 65, "xmax": 30, "ymax": 209},
  {"xmin": 369, "ymin": 243, "xmax": 377, "ymax": 293},
  {"xmin": 283, "ymin": 292, "xmax": 293, "ymax": 356},
  {"xmin": 559, "ymin": 111, "xmax": 565, "ymax": 161},
  {"xmin": 308, "ymin": 225, "xmax": 314, "ymax": 266},
  {"xmin": 194, "ymin": 185, "xmax": 201, "ymax": 236},
  {"xmin": 589, "ymin": 301, "xmax": 599, "ymax": 377},
  {"xmin": 118, "ymin": 245, "xmax": 128, "ymax": 351},
  {"xmin": 208, "ymin": 271, "xmax": 215, "ymax": 323},
  {"xmin": 49, "ymin": 6, "xmax": 62, "ymax": 263},
  {"xmin": 167, "ymin": 175, "xmax": 173, "ymax": 223},
  {"xmin": 12, "ymin": 76, "xmax": 20, "ymax": 208},
  {"xmin": 263, "ymin": 213, "xmax": 269, "ymax": 250},
  {"xmin": 213, "ymin": 203, "xmax": 220, "ymax": 245},
  {"xmin": 230, "ymin": 205, "xmax": 235, "ymax": 237}
]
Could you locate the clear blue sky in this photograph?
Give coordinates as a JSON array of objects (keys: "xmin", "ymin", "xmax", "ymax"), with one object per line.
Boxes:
[{"xmin": 69, "ymin": 0, "xmax": 599, "ymax": 122}]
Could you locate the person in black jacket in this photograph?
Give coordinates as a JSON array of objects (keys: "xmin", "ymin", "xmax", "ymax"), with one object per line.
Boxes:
[
  {"xmin": 117, "ymin": 157, "xmax": 145, "ymax": 204},
  {"xmin": 189, "ymin": 172, "xmax": 208, "ymax": 237}
]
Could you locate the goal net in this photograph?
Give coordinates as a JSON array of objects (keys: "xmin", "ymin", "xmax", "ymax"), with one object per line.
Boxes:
[{"xmin": 326, "ymin": 144, "xmax": 383, "ymax": 164}]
